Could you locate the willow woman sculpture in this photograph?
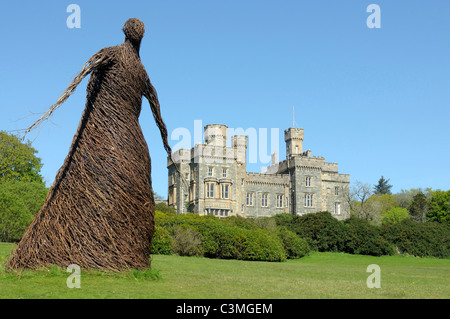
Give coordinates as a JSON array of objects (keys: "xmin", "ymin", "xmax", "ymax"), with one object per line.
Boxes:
[{"xmin": 7, "ymin": 18, "xmax": 171, "ymax": 270}]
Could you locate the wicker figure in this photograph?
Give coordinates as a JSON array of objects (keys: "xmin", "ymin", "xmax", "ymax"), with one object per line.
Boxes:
[{"xmin": 7, "ymin": 18, "xmax": 171, "ymax": 270}]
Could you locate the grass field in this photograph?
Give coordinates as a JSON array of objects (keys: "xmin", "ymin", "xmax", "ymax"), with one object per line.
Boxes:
[{"xmin": 0, "ymin": 242, "xmax": 449, "ymax": 299}]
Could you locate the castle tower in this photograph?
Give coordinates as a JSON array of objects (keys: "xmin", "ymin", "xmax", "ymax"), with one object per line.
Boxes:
[
  {"xmin": 284, "ymin": 127, "xmax": 304, "ymax": 158},
  {"xmin": 231, "ymin": 135, "xmax": 248, "ymax": 164},
  {"xmin": 204, "ymin": 124, "xmax": 227, "ymax": 148}
]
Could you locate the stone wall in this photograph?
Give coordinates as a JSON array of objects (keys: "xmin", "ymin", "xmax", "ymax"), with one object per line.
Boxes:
[{"xmin": 167, "ymin": 124, "xmax": 351, "ymax": 220}]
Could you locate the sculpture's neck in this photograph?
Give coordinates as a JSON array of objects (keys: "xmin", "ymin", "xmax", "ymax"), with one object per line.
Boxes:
[{"xmin": 124, "ymin": 38, "xmax": 141, "ymax": 56}]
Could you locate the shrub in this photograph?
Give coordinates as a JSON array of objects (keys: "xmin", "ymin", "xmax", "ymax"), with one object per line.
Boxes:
[
  {"xmin": 151, "ymin": 225, "xmax": 172, "ymax": 255},
  {"xmin": 155, "ymin": 202, "xmax": 177, "ymax": 216},
  {"xmin": 286, "ymin": 211, "xmax": 346, "ymax": 252},
  {"xmin": 154, "ymin": 213, "xmax": 286, "ymax": 261},
  {"xmin": 170, "ymin": 224, "xmax": 203, "ymax": 257},
  {"xmin": 381, "ymin": 219, "xmax": 450, "ymax": 258},
  {"xmin": 343, "ymin": 216, "xmax": 394, "ymax": 256},
  {"xmin": 243, "ymin": 229, "xmax": 286, "ymax": 262},
  {"xmin": 277, "ymin": 227, "xmax": 310, "ymax": 259}
]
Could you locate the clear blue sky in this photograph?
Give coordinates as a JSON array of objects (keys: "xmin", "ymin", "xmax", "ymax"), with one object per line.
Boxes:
[{"xmin": 1, "ymin": 0, "xmax": 449, "ymax": 198}]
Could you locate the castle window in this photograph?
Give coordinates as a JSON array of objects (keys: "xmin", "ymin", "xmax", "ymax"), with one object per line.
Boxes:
[
  {"xmin": 335, "ymin": 186, "xmax": 339, "ymax": 196},
  {"xmin": 208, "ymin": 167, "xmax": 213, "ymax": 177},
  {"xmin": 246, "ymin": 192, "xmax": 254, "ymax": 206},
  {"xmin": 168, "ymin": 187, "xmax": 174, "ymax": 205},
  {"xmin": 335, "ymin": 203, "xmax": 341, "ymax": 215},
  {"xmin": 222, "ymin": 168, "xmax": 227, "ymax": 178},
  {"xmin": 221, "ymin": 184, "xmax": 230, "ymax": 199},
  {"xmin": 261, "ymin": 193, "xmax": 268, "ymax": 207},
  {"xmin": 276, "ymin": 195, "xmax": 283, "ymax": 208},
  {"xmin": 206, "ymin": 183, "xmax": 214, "ymax": 198},
  {"xmin": 305, "ymin": 177, "xmax": 311, "ymax": 187},
  {"xmin": 208, "ymin": 209, "xmax": 229, "ymax": 217},
  {"xmin": 304, "ymin": 194, "xmax": 314, "ymax": 207}
]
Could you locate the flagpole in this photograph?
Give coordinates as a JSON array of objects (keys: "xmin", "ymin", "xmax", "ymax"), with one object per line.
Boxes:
[{"xmin": 293, "ymin": 105, "xmax": 295, "ymax": 128}]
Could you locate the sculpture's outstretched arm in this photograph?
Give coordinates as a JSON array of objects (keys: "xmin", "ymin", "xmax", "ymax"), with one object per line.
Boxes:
[
  {"xmin": 22, "ymin": 49, "xmax": 111, "ymax": 139},
  {"xmin": 144, "ymin": 76, "xmax": 172, "ymax": 156},
  {"xmin": 144, "ymin": 76, "xmax": 190, "ymax": 189}
]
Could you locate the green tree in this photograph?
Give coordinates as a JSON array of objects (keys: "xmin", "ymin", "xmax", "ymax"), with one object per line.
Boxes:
[
  {"xmin": 0, "ymin": 180, "xmax": 48, "ymax": 241},
  {"xmin": 359, "ymin": 193, "xmax": 397, "ymax": 225},
  {"xmin": 0, "ymin": 131, "xmax": 43, "ymax": 182},
  {"xmin": 382, "ymin": 207, "xmax": 410, "ymax": 224},
  {"xmin": 408, "ymin": 192, "xmax": 429, "ymax": 223},
  {"xmin": 427, "ymin": 190, "xmax": 450, "ymax": 224},
  {"xmin": 373, "ymin": 176, "xmax": 392, "ymax": 195}
]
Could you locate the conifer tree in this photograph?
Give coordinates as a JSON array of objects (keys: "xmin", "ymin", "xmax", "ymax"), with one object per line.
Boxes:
[{"xmin": 373, "ymin": 176, "xmax": 392, "ymax": 195}]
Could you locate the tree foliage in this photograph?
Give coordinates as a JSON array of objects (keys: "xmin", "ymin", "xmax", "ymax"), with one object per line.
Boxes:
[
  {"xmin": 427, "ymin": 190, "xmax": 450, "ymax": 224},
  {"xmin": 0, "ymin": 131, "xmax": 43, "ymax": 183},
  {"xmin": 373, "ymin": 176, "xmax": 392, "ymax": 195},
  {"xmin": 382, "ymin": 207, "xmax": 410, "ymax": 224},
  {"xmin": 408, "ymin": 192, "xmax": 429, "ymax": 223},
  {"xmin": 0, "ymin": 180, "xmax": 48, "ymax": 242}
]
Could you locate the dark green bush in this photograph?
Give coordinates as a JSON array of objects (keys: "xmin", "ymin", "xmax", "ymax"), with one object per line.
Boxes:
[
  {"xmin": 343, "ymin": 216, "xmax": 394, "ymax": 256},
  {"xmin": 276, "ymin": 212, "xmax": 346, "ymax": 252},
  {"xmin": 152, "ymin": 210, "xmax": 450, "ymax": 260},
  {"xmin": 381, "ymin": 219, "xmax": 450, "ymax": 258},
  {"xmin": 277, "ymin": 227, "xmax": 310, "ymax": 259}
]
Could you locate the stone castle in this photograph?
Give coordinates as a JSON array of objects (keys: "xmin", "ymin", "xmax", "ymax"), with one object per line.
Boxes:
[{"xmin": 167, "ymin": 124, "xmax": 350, "ymax": 219}]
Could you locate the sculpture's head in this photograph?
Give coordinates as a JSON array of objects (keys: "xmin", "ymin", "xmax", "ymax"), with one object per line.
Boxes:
[{"xmin": 123, "ymin": 18, "xmax": 145, "ymax": 43}]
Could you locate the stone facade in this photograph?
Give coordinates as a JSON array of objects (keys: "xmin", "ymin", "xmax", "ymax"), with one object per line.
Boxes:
[{"xmin": 167, "ymin": 124, "xmax": 350, "ymax": 220}]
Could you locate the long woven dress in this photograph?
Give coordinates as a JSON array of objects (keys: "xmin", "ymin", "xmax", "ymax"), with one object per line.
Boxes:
[{"xmin": 7, "ymin": 18, "xmax": 171, "ymax": 270}]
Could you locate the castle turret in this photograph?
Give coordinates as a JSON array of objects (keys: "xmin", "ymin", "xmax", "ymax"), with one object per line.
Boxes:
[
  {"xmin": 232, "ymin": 135, "xmax": 248, "ymax": 164},
  {"xmin": 204, "ymin": 124, "xmax": 227, "ymax": 148},
  {"xmin": 284, "ymin": 127, "xmax": 304, "ymax": 158}
]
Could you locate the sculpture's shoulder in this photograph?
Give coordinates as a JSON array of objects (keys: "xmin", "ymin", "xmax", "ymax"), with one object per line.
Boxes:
[{"xmin": 91, "ymin": 45, "xmax": 121, "ymax": 64}]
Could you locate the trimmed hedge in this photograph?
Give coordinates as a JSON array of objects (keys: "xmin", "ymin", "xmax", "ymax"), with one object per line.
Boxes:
[
  {"xmin": 381, "ymin": 219, "xmax": 450, "ymax": 258},
  {"xmin": 152, "ymin": 212, "xmax": 289, "ymax": 262},
  {"xmin": 152, "ymin": 210, "xmax": 450, "ymax": 261},
  {"xmin": 274, "ymin": 212, "xmax": 449, "ymax": 258}
]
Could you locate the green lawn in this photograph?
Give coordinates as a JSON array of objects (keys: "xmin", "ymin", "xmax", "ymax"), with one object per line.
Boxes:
[{"xmin": 0, "ymin": 242, "xmax": 449, "ymax": 299}]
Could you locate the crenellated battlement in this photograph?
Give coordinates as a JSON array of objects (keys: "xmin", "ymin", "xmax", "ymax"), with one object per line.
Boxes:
[
  {"xmin": 323, "ymin": 162, "xmax": 338, "ymax": 172},
  {"xmin": 204, "ymin": 124, "xmax": 228, "ymax": 147}
]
